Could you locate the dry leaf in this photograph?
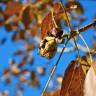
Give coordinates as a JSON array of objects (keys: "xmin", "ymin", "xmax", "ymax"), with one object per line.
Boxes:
[
  {"xmin": 60, "ymin": 60, "xmax": 85, "ymax": 96},
  {"xmin": 37, "ymin": 66, "xmax": 46, "ymax": 76},
  {"xmin": 65, "ymin": 1, "xmax": 84, "ymax": 15},
  {"xmin": 5, "ymin": 23, "xmax": 12, "ymax": 31},
  {"xmin": 76, "ymin": 56, "xmax": 91, "ymax": 75},
  {"xmin": 26, "ymin": 43, "xmax": 35, "ymax": 52},
  {"xmin": 41, "ymin": 3, "xmax": 71, "ymax": 39},
  {"xmin": 22, "ymin": 6, "xmax": 33, "ymax": 29},
  {"xmin": 41, "ymin": 12, "xmax": 54, "ymax": 39},
  {"xmin": 56, "ymin": 75, "xmax": 63, "ymax": 85},
  {"xmin": 4, "ymin": 1, "xmax": 22, "ymax": 16},
  {"xmin": 18, "ymin": 30, "xmax": 25, "ymax": 40},
  {"xmin": 44, "ymin": 90, "xmax": 60, "ymax": 96},
  {"xmin": 30, "ymin": 71, "xmax": 40, "ymax": 87},
  {"xmin": 31, "ymin": 24, "xmax": 38, "ymax": 37},
  {"xmin": 11, "ymin": 64, "xmax": 20, "ymax": 75},
  {"xmin": 53, "ymin": 3, "xmax": 64, "ymax": 15},
  {"xmin": 12, "ymin": 30, "xmax": 25, "ymax": 41},
  {"xmin": 84, "ymin": 60, "xmax": 96, "ymax": 96}
]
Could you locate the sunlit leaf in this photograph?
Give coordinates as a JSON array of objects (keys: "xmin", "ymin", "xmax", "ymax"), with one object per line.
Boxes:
[
  {"xmin": 84, "ymin": 60, "xmax": 96, "ymax": 96},
  {"xmin": 11, "ymin": 64, "xmax": 20, "ymax": 75},
  {"xmin": 65, "ymin": 1, "xmax": 84, "ymax": 15},
  {"xmin": 76, "ymin": 56, "xmax": 91, "ymax": 75},
  {"xmin": 36, "ymin": 66, "xmax": 46, "ymax": 76},
  {"xmin": 56, "ymin": 75, "xmax": 63, "ymax": 85}
]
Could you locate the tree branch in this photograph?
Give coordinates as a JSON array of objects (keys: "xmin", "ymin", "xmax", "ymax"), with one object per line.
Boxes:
[{"xmin": 69, "ymin": 19, "xmax": 96, "ymax": 39}]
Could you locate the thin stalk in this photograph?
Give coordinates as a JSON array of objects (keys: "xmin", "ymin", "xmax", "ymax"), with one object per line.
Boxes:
[{"xmin": 41, "ymin": 39, "xmax": 70, "ymax": 96}]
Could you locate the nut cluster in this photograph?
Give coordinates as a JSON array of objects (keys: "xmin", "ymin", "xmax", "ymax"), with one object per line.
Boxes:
[{"xmin": 39, "ymin": 28, "xmax": 65, "ymax": 59}]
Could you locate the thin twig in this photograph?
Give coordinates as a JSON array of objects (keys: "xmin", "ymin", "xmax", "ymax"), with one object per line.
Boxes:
[
  {"xmin": 69, "ymin": 20, "xmax": 96, "ymax": 39},
  {"xmin": 41, "ymin": 39, "xmax": 69, "ymax": 96},
  {"xmin": 59, "ymin": 0, "xmax": 81, "ymax": 95}
]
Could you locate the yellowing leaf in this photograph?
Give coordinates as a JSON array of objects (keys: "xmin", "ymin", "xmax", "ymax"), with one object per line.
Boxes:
[{"xmin": 76, "ymin": 56, "xmax": 91, "ymax": 75}]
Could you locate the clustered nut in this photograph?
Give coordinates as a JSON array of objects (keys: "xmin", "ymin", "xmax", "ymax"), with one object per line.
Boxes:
[
  {"xmin": 39, "ymin": 36, "xmax": 57, "ymax": 59},
  {"xmin": 39, "ymin": 28, "xmax": 66, "ymax": 59}
]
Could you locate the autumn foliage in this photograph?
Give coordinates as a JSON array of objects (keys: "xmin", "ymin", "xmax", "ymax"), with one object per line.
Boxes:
[{"xmin": 0, "ymin": 0, "xmax": 96, "ymax": 96}]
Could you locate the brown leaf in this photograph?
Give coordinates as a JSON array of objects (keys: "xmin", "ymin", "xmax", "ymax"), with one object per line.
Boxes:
[
  {"xmin": 30, "ymin": 71, "xmax": 40, "ymax": 87},
  {"xmin": 31, "ymin": 24, "xmax": 38, "ymax": 37},
  {"xmin": 12, "ymin": 30, "xmax": 25, "ymax": 41},
  {"xmin": 3, "ymin": 68, "xmax": 10, "ymax": 75},
  {"xmin": 56, "ymin": 12, "xmax": 71, "ymax": 23},
  {"xmin": 4, "ymin": 1, "xmax": 22, "ymax": 16},
  {"xmin": 5, "ymin": 23, "xmax": 12, "ymax": 31},
  {"xmin": 21, "ymin": 6, "xmax": 33, "ymax": 29},
  {"xmin": 65, "ymin": 1, "xmax": 84, "ymax": 15},
  {"xmin": 19, "ymin": 70, "xmax": 28, "ymax": 75},
  {"xmin": 19, "ymin": 30, "xmax": 25, "ymax": 40},
  {"xmin": 26, "ymin": 43, "xmax": 35, "ymax": 52},
  {"xmin": 41, "ymin": 12, "xmax": 54, "ymax": 39},
  {"xmin": 18, "ymin": 56, "xmax": 27, "ymax": 67},
  {"xmin": 41, "ymin": 3, "xmax": 71, "ymax": 39},
  {"xmin": 60, "ymin": 60, "xmax": 85, "ymax": 96},
  {"xmin": 44, "ymin": 90, "xmax": 60, "ymax": 96},
  {"xmin": 0, "ymin": 15, "xmax": 4, "ymax": 26},
  {"xmin": 53, "ymin": 3, "xmax": 64, "ymax": 15}
]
